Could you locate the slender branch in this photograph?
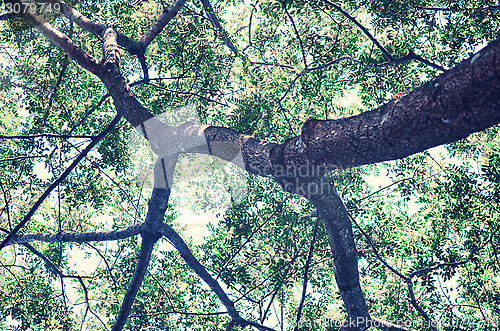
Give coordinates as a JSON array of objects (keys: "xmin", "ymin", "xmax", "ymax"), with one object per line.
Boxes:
[
  {"xmin": 21, "ymin": 243, "xmax": 67, "ymax": 278},
  {"xmin": 130, "ymin": 311, "xmax": 227, "ymax": 318},
  {"xmin": 307, "ymin": 52, "xmax": 447, "ymax": 73},
  {"xmin": 282, "ymin": 1, "xmax": 307, "ymax": 68},
  {"xmin": 349, "ymin": 214, "xmax": 407, "ymax": 280},
  {"xmin": 139, "ymin": 0, "xmax": 188, "ymax": 49},
  {"xmin": 233, "ymin": 249, "xmax": 305, "ymax": 304},
  {"xmin": 294, "ymin": 219, "xmax": 319, "ymax": 331},
  {"xmin": 45, "ymin": 54, "xmax": 69, "ymax": 113},
  {"xmin": 0, "ymin": 114, "xmax": 122, "ymax": 250},
  {"xmin": 200, "ymin": 0, "xmax": 240, "ymax": 56},
  {"xmin": 406, "ymin": 280, "xmax": 438, "ymax": 331},
  {"xmin": 77, "ymin": 276, "xmax": 109, "ymax": 330},
  {"xmin": 407, "ymin": 50, "xmax": 449, "ymax": 71},
  {"xmin": 156, "ymin": 221, "xmax": 240, "ymax": 319},
  {"xmin": 7, "ymin": 222, "xmax": 143, "ymax": 247},
  {"xmin": 216, "ymin": 196, "xmax": 290, "ymax": 279},
  {"xmin": 415, "ymin": 5, "xmax": 500, "ymax": 12},
  {"xmin": 0, "ymin": 133, "xmax": 93, "ymax": 139},
  {"xmin": 409, "ymin": 224, "xmax": 500, "ymax": 279},
  {"xmin": 249, "ymin": 61, "xmax": 294, "ymax": 69},
  {"xmin": 138, "ymin": 54, "xmax": 149, "ymax": 82},
  {"xmin": 0, "ymin": 155, "xmax": 46, "ymax": 162},
  {"xmin": 323, "ymin": 0, "xmax": 394, "ymax": 61},
  {"xmin": 86, "ymin": 243, "xmax": 118, "ymax": 289}
]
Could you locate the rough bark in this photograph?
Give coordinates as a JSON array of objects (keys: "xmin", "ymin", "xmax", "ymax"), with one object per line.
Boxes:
[
  {"xmin": 297, "ymin": 177, "xmax": 369, "ymax": 330},
  {"xmin": 273, "ymin": 38, "xmax": 500, "ymax": 174},
  {"xmin": 5, "ymin": 2, "xmax": 500, "ymax": 330}
]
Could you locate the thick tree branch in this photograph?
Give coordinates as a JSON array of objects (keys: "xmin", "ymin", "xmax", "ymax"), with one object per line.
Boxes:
[
  {"xmin": 17, "ymin": 7, "xmax": 103, "ymax": 75},
  {"xmin": 52, "ymin": 0, "xmax": 144, "ymax": 55},
  {"xmin": 33, "ymin": 0, "xmax": 500, "ymax": 184},
  {"xmin": 301, "ymin": 176, "xmax": 369, "ymax": 329},
  {"xmin": 140, "ymin": 160, "xmax": 274, "ymax": 331},
  {"xmin": 111, "ymin": 232, "xmax": 161, "ymax": 331},
  {"xmin": 110, "ymin": 157, "xmax": 176, "ymax": 331},
  {"xmin": 103, "ymin": 27, "xmax": 120, "ymax": 67},
  {"xmin": 122, "ymin": 38, "xmax": 500, "ymax": 190},
  {"xmin": 270, "ymin": 38, "xmax": 500, "ymax": 180}
]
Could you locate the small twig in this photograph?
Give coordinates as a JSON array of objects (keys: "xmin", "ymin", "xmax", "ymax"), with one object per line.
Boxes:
[{"xmin": 281, "ymin": 1, "xmax": 307, "ymax": 68}]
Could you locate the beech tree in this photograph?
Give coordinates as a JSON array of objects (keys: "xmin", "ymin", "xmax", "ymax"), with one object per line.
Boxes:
[{"xmin": 1, "ymin": 0, "xmax": 500, "ymax": 330}]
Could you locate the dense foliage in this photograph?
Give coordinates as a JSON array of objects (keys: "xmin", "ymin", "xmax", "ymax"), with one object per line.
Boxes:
[{"xmin": 1, "ymin": 0, "xmax": 500, "ymax": 330}]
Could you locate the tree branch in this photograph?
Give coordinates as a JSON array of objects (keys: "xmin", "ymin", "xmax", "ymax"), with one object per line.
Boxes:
[
  {"xmin": 103, "ymin": 27, "xmax": 120, "ymax": 67},
  {"xmin": 323, "ymin": 0, "xmax": 393, "ymax": 61},
  {"xmin": 282, "ymin": 1, "xmax": 307, "ymax": 68},
  {"xmin": 111, "ymin": 232, "xmax": 161, "ymax": 331},
  {"xmin": 302, "ymin": 176, "xmax": 369, "ymax": 329},
  {"xmin": 139, "ymin": 0, "xmax": 188, "ymax": 49},
  {"xmin": 0, "ymin": 12, "xmax": 19, "ymax": 20},
  {"xmin": 294, "ymin": 218, "xmax": 319, "ymax": 330},
  {"xmin": 0, "ymin": 133, "xmax": 93, "ymax": 139},
  {"xmin": 52, "ymin": 0, "xmax": 144, "ymax": 55},
  {"xmin": 156, "ymin": 221, "xmax": 241, "ymax": 319},
  {"xmin": 10, "ymin": 2, "xmax": 105, "ymax": 76},
  {"xmin": 406, "ymin": 280, "xmax": 438, "ymax": 331},
  {"xmin": 306, "ymin": 52, "xmax": 448, "ymax": 72},
  {"xmin": 349, "ymin": 214, "xmax": 407, "ymax": 280},
  {"xmin": 200, "ymin": 0, "xmax": 240, "ymax": 56},
  {"xmin": 0, "ymin": 114, "xmax": 122, "ymax": 250},
  {"xmin": 6, "ymin": 222, "xmax": 143, "ymax": 247},
  {"xmin": 216, "ymin": 196, "xmax": 290, "ymax": 279}
]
